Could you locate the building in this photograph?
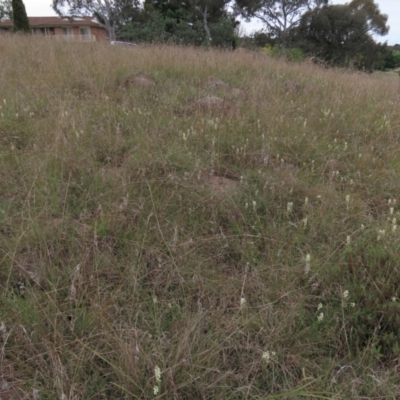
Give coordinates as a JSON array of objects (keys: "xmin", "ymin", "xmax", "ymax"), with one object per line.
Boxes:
[{"xmin": 0, "ymin": 16, "xmax": 108, "ymax": 42}]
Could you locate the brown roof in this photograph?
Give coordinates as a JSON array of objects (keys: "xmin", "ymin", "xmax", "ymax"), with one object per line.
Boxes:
[{"xmin": 0, "ymin": 16, "xmax": 104, "ymax": 29}]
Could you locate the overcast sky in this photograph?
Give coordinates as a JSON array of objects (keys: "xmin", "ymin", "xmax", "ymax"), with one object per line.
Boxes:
[{"xmin": 23, "ymin": 0, "xmax": 400, "ymax": 45}]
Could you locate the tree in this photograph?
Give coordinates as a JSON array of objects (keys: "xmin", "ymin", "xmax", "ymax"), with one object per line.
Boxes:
[
  {"xmin": 144, "ymin": 0, "xmax": 188, "ymax": 21},
  {"xmin": 234, "ymin": 0, "xmax": 328, "ymax": 50},
  {"xmin": 119, "ymin": 3, "xmax": 237, "ymax": 48},
  {"xmin": 296, "ymin": 0, "xmax": 389, "ymax": 70},
  {"xmin": 0, "ymin": 0, "xmax": 13, "ymax": 21},
  {"xmin": 209, "ymin": 16, "xmax": 239, "ymax": 48},
  {"xmin": 190, "ymin": 0, "xmax": 231, "ymax": 44},
  {"xmin": 147, "ymin": 0, "xmax": 229, "ymax": 23},
  {"xmin": 145, "ymin": 0, "xmax": 231, "ymax": 45},
  {"xmin": 349, "ymin": 0, "xmax": 388, "ymax": 36},
  {"xmin": 52, "ymin": 0, "xmax": 141, "ymax": 41},
  {"xmin": 120, "ymin": 13, "xmax": 207, "ymax": 45},
  {"xmin": 11, "ymin": 0, "xmax": 30, "ymax": 32}
]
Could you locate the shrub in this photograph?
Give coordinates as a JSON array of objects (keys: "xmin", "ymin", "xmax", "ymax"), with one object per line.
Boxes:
[{"xmin": 261, "ymin": 44, "xmax": 305, "ymax": 62}]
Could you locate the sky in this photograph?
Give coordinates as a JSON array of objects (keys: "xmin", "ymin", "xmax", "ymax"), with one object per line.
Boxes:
[{"xmin": 22, "ymin": 0, "xmax": 400, "ymax": 45}]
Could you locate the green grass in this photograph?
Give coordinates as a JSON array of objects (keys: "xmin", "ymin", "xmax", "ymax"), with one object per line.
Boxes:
[{"xmin": 1, "ymin": 35, "xmax": 400, "ymax": 399}]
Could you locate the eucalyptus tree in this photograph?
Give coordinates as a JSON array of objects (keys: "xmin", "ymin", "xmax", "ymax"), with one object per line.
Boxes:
[
  {"xmin": 235, "ymin": 0, "xmax": 328, "ymax": 51},
  {"xmin": 296, "ymin": 0, "xmax": 389, "ymax": 70},
  {"xmin": 348, "ymin": 0, "xmax": 389, "ymax": 36},
  {"xmin": 0, "ymin": 0, "xmax": 12, "ymax": 21},
  {"xmin": 195, "ymin": 0, "xmax": 232, "ymax": 43},
  {"xmin": 145, "ymin": 0, "xmax": 231, "ymax": 44}
]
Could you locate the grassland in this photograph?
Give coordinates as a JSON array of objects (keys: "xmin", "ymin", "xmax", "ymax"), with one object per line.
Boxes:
[{"xmin": 1, "ymin": 34, "xmax": 400, "ymax": 399}]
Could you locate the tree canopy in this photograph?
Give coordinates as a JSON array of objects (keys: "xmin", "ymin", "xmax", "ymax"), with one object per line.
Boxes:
[
  {"xmin": 51, "ymin": 0, "xmax": 236, "ymax": 47},
  {"xmin": 296, "ymin": 0, "xmax": 389, "ymax": 70},
  {"xmin": 234, "ymin": 0, "xmax": 328, "ymax": 47},
  {"xmin": 146, "ymin": 0, "xmax": 230, "ymax": 22},
  {"xmin": 143, "ymin": 0, "xmax": 232, "ymax": 44},
  {"xmin": 349, "ymin": 0, "xmax": 389, "ymax": 36},
  {"xmin": 12, "ymin": 0, "xmax": 30, "ymax": 32},
  {"xmin": 118, "ymin": 0, "xmax": 237, "ymax": 47},
  {"xmin": 0, "ymin": 0, "xmax": 12, "ymax": 21}
]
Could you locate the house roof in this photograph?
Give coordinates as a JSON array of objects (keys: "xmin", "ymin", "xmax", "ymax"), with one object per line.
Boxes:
[{"xmin": 0, "ymin": 16, "xmax": 104, "ymax": 29}]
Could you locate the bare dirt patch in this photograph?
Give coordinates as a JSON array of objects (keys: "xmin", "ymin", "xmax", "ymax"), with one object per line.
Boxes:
[
  {"xmin": 123, "ymin": 72, "xmax": 156, "ymax": 88},
  {"xmin": 186, "ymin": 95, "xmax": 236, "ymax": 115},
  {"xmin": 204, "ymin": 77, "xmax": 244, "ymax": 98},
  {"xmin": 207, "ymin": 174, "xmax": 239, "ymax": 197},
  {"xmin": 231, "ymin": 88, "xmax": 244, "ymax": 97},
  {"xmin": 204, "ymin": 76, "xmax": 230, "ymax": 90},
  {"xmin": 283, "ymin": 80, "xmax": 303, "ymax": 92}
]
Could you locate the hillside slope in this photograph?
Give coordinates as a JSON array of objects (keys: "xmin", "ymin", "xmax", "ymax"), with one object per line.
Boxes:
[{"xmin": 1, "ymin": 36, "xmax": 400, "ymax": 399}]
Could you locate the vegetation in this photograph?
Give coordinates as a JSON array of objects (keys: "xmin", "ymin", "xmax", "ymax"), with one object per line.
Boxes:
[
  {"xmin": 237, "ymin": 0, "xmax": 389, "ymax": 71},
  {"xmin": 119, "ymin": 12, "xmax": 237, "ymax": 48},
  {"xmin": 235, "ymin": 0, "xmax": 329, "ymax": 50},
  {"xmin": 144, "ymin": 0, "xmax": 231, "ymax": 44},
  {"xmin": 296, "ymin": 0, "xmax": 389, "ymax": 71},
  {"xmin": 11, "ymin": 0, "xmax": 29, "ymax": 32},
  {"xmin": 383, "ymin": 49, "xmax": 400, "ymax": 70},
  {"xmin": 51, "ymin": 0, "xmax": 237, "ymax": 48},
  {"xmin": 0, "ymin": 0, "xmax": 12, "ymax": 21},
  {"xmin": 118, "ymin": 0, "xmax": 238, "ymax": 48},
  {"xmin": 1, "ymin": 35, "xmax": 400, "ymax": 398},
  {"xmin": 261, "ymin": 44, "xmax": 306, "ymax": 62},
  {"xmin": 52, "ymin": 0, "xmax": 142, "ymax": 41},
  {"xmin": 49, "ymin": 0, "xmax": 392, "ymax": 69}
]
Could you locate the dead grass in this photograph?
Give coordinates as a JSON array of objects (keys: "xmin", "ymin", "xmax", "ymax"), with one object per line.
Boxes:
[{"xmin": 0, "ymin": 35, "xmax": 400, "ymax": 399}]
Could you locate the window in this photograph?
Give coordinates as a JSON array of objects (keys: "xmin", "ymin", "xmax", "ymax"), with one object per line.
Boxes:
[
  {"xmin": 33, "ymin": 28, "xmax": 44, "ymax": 35},
  {"xmin": 80, "ymin": 27, "xmax": 90, "ymax": 36},
  {"xmin": 62, "ymin": 28, "xmax": 73, "ymax": 36},
  {"xmin": 79, "ymin": 28, "xmax": 92, "ymax": 41}
]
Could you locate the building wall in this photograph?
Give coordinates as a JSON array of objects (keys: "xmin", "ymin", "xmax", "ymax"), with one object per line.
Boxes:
[
  {"xmin": 0, "ymin": 24, "xmax": 108, "ymax": 42},
  {"xmin": 52, "ymin": 26, "xmax": 107, "ymax": 42},
  {"xmin": 92, "ymin": 27, "xmax": 108, "ymax": 42}
]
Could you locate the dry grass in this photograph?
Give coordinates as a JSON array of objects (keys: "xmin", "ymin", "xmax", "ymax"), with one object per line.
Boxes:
[{"xmin": 1, "ymin": 34, "xmax": 400, "ymax": 399}]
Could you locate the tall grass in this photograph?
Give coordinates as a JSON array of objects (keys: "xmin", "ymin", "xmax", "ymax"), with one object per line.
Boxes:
[{"xmin": 1, "ymin": 34, "xmax": 400, "ymax": 399}]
